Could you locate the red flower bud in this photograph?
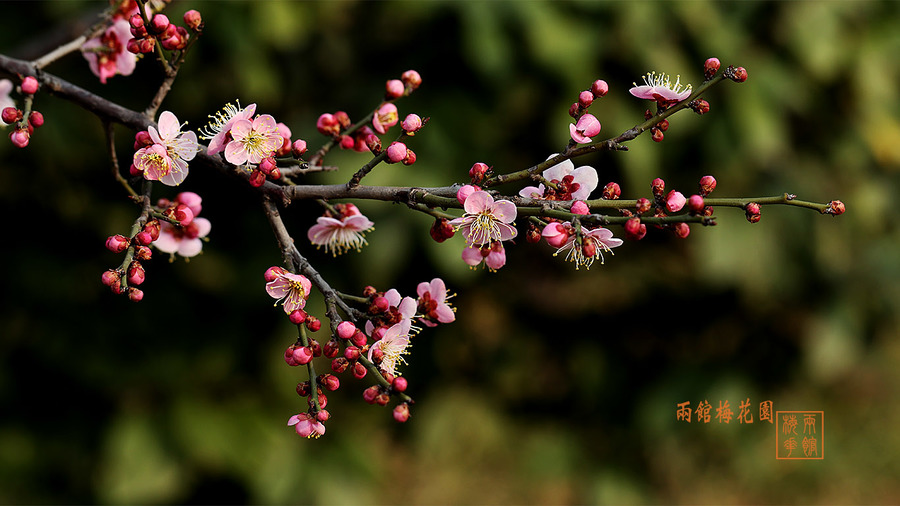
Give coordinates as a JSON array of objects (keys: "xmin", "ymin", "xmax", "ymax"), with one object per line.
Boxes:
[
  {"xmin": 393, "ymin": 403, "xmax": 410, "ymax": 422},
  {"xmin": 21, "ymin": 76, "xmax": 39, "ymax": 95},
  {"xmin": 673, "ymin": 222, "xmax": 690, "ymax": 239},
  {"xmin": 1, "ymin": 107, "xmax": 20, "ymax": 124},
  {"xmin": 352, "ymin": 361, "xmax": 367, "ymax": 379},
  {"xmin": 28, "ymin": 111, "xmax": 43, "ymax": 128},
  {"xmin": 699, "ymin": 175, "xmax": 717, "ymax": 196},
  {"xmin": 289, "ymin": 309, "xmax": 307, "ymax": 325},
  {"xmin": 745, "ymin": 202, "xmax": 761, "ymax": 223},
  {"xmin": 825, "ymin": 200, "xmax": 845, "ymax": 216},
  {"xmin": 602, "ymin": 182, "xmax": 621, "ymax": 200},
  {"xmin": 704, "ymin": 57, "xmax": 721, "ymax": 79},
  {"xmin": 106, "ymin": 234, "xmax": 130, "ymax": 253},
  {"xmin": 385, "ymin": 79, "xmax": 404, "ymax": 99},
  {"xmin": 591, "ymin": 79, "xmax": 609, "ymax": 98},
  {"xmin": 401, "ymin": 70, "xmax": 422, "ymax": 91},
  {"xmin": 183, "ymin": 9, "xmax": 202, "ymax": 30},
  {"xmin": 392, "ymin": 376, "xmax": 408, "ymax": 392}
]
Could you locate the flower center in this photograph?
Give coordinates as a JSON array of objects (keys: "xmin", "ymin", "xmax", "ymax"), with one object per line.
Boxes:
[
  {"xmin": 468, "ymin": 212, "xmax": 499, "ymax": 247},
  {"xmin": 199, "ymin": 102, "xmax": 243, "ymax": 140},
  {"xmin": 142, "ymin": 152, "xmax": 169, "ymax": 175}
]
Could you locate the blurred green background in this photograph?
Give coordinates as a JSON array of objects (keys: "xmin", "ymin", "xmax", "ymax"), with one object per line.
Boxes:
[{"xmin": 1, "ymin": 0, "xmax": 898, "ymax": 504}]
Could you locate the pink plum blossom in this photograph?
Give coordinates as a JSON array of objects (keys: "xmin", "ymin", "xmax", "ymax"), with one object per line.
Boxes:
[
  {"xmin": 266, "ymin": 268, "xmax": 313, "ymax": 314},
  {"xmin": 416, "ymin": 278, "xmax": 455, "ymax": 327},
  {"xmin": 666, "ymin": 190, "xmax": 686, "ymax": 213},
  {"xmin": 569, "ymin": 113, "xmax": 601, "ymax": 144},
  {"xmin": 200, "ymin": 102, "xmax": 257, "ymax": 156},
  {"xmin": 307, "ymin": 208, "xmax": 375, "ymax": 256},
  {"xmin": 372, "ymin": 103, "xmax": 399, "ymax": 134},
  {"xmin": 365, "ymin": 290, "xmax": 416, "ymax": 337},
  {"xmin": 367, "ymin": 319, "xmax": 412, "ymax": 377},
  {"xmin": 81, "ymin": 19, "xmax": 137, "ymax": 84},
  {"xmin": 224, "ymin": 113, "xmax": 281, "ymax": 165},
  {"xmin": 449, "ymin": 191, "xmax": 517, "ymax": 248},
  {"xmin": 629, "ymin": 71, "xmax": 693, "ymax": 103},
  {"xmin": 147, "ymin": 111, "xmax": 199, "ymax": 186},
  {"xmin": 519, "ymin": 154, "xmax": 598, "ymax": 201},
  {"xmin": 288, "ymin": 413, "xmax": 326, "ymax": 439},
  {"xmin": 548, "ymin": 223, "xmax": 624, "ymax": 270},
  {"xmin": 462, "ymin": 242, "xmax": 506, "ymax": 271}
]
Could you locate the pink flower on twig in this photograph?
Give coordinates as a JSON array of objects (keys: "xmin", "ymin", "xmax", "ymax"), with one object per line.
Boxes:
[
  {"xmin": 81, "ymin": 19, "xmax": 137, "ymax": 84},
  {"xmin": 224, "ymin": 114, "xmax": 281, "ymax": 165},
  {"xmin": 368, "ymin": 319, "xmax": 412, "ymax": 377},
  {"xmin": 416, "ymin": 278, "xmax": 455, "ymax": 327},
  {"xmin": 629, "ymin": 71, "xmax": 692, "ymax": 104},
  {"xmin": 519, "ymin": 154, "xmax": 598, "ymax": 201},
  {"xmin": 307, "ymin": 204, "xmax": 375, "ymax": 256},
  {"xmin": 545, "ymin": 223, "xmax": 624, "ymax": 270},
  {"xmin": 288, "ymin": 413, "xmax": 325, "ymax": 439},
  {"xmin": 199, "ymin": 102, "xmax": 257, "ymax": 156},
  {"xmin": 449, "ymin": 191, "xmax": 517, "ymax": 248},
  {"xmin": 462, "ymin": 241, "xmax": 507, "ymax": 272},
  {"xmin": 266, "ymin": 267, "xmax": 313, "ymax": 314},
  {"xmin": 134, "ymin": 111, "xmax": 199, "ymax": 186}
]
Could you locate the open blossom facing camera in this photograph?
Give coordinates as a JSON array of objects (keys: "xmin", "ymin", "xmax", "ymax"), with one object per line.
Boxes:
[
  {"xmin": 155, "ymin": 192, "xmax": 211, "ymax": 258},
  {"xmin": 519, "ymin": 154, "xmax": 599, "ymax": 201},
  {"xmin": 449, "ymin": 190, "xmax": 517, "ymax": 248},
  {"xmin": 307, "ymin": 204, "xmax": 375, "ymax": 256},
  {"xmin": 416, "ymin": 278, "xmax": 455, "ymax": 327},
  {"xmin": 630, "ymin": 71, "xmax": 693, "ymax": 103},
  {"xmin": 266, "ymin": 267, "xmax": 313, "ymax": 314},
  {"xmin": 224, "ymin": 113, "xmax": 282, "ymax": 165},
  {"xmin": 134, "ymin": 111, "xmax": 199, "ymax": 186},
  {"xmin": 200, "ymin": 102, "xmax": 257, "ymax": 156},
  {"xmin": 543, "ymin": 222, "xmax": 623, "ymax": 270},
  {"xmin": 81, "ymin": 19, "xmax": 137, "ymax": 84}
]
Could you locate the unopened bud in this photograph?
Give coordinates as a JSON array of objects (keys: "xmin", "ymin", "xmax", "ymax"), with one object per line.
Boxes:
[
  {"xmin": 602, "ymin": 182, "xmax": 621, "ymax": 200},
  {"xmin": 651, "ymin": 178, "xmax": 665, "ymax": 197},
  {"xmin": 393, "ymin": 403, "xmax": 411, "ymax": 422},
  {"xmin": 101, "ymin": 269, "xmax": 120, "ymax": 287},
  {"xmin": 625, "ymin": 217, "xmax": 647, "ymax": 241},
  {"xmin": 635, "ymin": 197, "xmax": 652, "ymax": 215},
  {"xmin": 401, "ymin": 70, "xmax": 422, "ymax": 91},
  {"xmin": 106, "ymin": 234, "xmax": 130, "ymax": 253},
  {"xmin": 385, "ymin": 79, "xmax": 404, "ymax": 99},
  {"xmin": 402, "ymin": 149, "xmax": 416, "ymax": 166},
  {"xmin": 699, "ymin": 175, "xmax": 717, "ymax": 196},
  {"xmin": 289, "ymin": 309, "xmax": 307, "ymax": 325},
  {"xmin": 127, "ymin": 287, "xmax": 144, "ymax": 302},
  {"xmin": 306, "ymin": 316, "xmax": 321, "ymax": 332},
  {"xmin": 363, "ymin": 385, "xmax": 380, "ymax": 404},
  {"xmin": 1, "ymin": 107, "xmax": 20, "ymax": 124},
  {"xmin": 673, "ymin": 222, "xmax": 690, "ymax": 239},
  {"xmin": 319, "ymin": 374, "xmax": 340, "ymax": 391},
  {"xmin": 651, "ymin": 127, "xmax": 664, "ymax": 142},
  {"xmin": 430, "ymin": 218, "xmax": 455, "ymax": 243},
  {"xmin": 468, "ymin": 162, "xmax": 490, "ymax": 184},
  {"xmin": 578, "ymin": 90, "xmax": 594, "ymax": 108},
  {"xmin": 704, "ymin": 57, "xmax": 721, "ymax": 79},
  {"xmin": 666, "ymin": 191, "xmax": 686, "ymax": 213},
  {"xmin": 28, "ymin": 111, "xmax": 43, "ymax": 128},
  {"xmin": 392, "ymin": 376, "xmax": 408, "ymax": 392},
  {"xmin": 401, "ymin": 113, "xmax": 423, "ymax": 134},
  {"xmin": 331, "ymin": 357, "xmax": 349, "ymax": 373},
  {"xmin": 21, "ymin": 76, "xmax": 39, "ymax": 95},
  {"xmin": 352, "ymin": 361, "xmax": 367, "ymax": 379},
  {"xmin": 386, "ymin": 141, "xmax": 408, "ymax": 163},
  {"xmin": 350, "ymin": 330, "xmax": 367, "ymax": 348},
  {"xmin": 745, "ymin": 202, "xmax": 761, "ymax": 223},
  {"xmin": 687, "ymin": 194, "xmax": 704, "ymax": 213},
  {"xmin": 825, "ymin": 200, "xmax": 845, "ymax": 216},
  {"xmin": 727, "ymin": 65, "xmax": 748, "ymax": 83},
  {"xmin": 570, "ymin": 200, "xmax": 590, "ymax": 215},
  {"xmin": 183, "ymin": 9, "xmax": 202, "ymax": 30},
  {"xmin": 336, "ymin": 321, "xmax": 356, "ymax": 340},
  {"xmin": 590, "ymin": 79, "xmax": 609, "ymax": 98},
  {"xmin": 691, "ymin": 99, "xmax": 710, "ymax": 115}
]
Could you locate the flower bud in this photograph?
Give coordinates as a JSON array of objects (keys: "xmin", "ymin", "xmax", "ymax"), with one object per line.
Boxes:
[
  {"xmin": 385, "ymin": 79, "xmax": 405, "ymax": 99},
  {"xmin": 402, "ymin": 148, "xmax": 416, "ymax": 166},
  {"xmin": 364, "ymin": 133, "xmax": 382, "ymax": 154},
  {"xmin": 311, "ymin": 393, "xmax": 328, "ymax": 409},
  {"xmin": 468, "ymin": 162, "xmax": 490, "ymax": 184},
  {"xmin": 323, "ymin": 339, "xmax": 340, "ymax": 358},
  {"xmin": 570, "ymin": 200, "xmax": 590, "ymax": 215},
  {"xmin": 666, "ymin": 191, "xmax": 686, "ymax": 213},
  {"xmin": 350, "ymin": 330, "xmax": 367, "ymax": 348},
  {"xmin": 651, "ymin": 127, "xmax": 664, "ymax": 142},
  {"xmin": 393, "ymin": 403, "xmax": 410, "ymax": 422},
  {"xmin": 139, "ymin": 38, "xmax": 155, "ymax": 54},
  {"xmin": 126, "ymin": 38, "xmax": 141, "ymax": 54},
  {"xmin": 691, "ymin": 99, "xmax": 710, "ymax": 115},
  {"xmin": 248, "ymin": 169, "xmax": 266, "ymax": 187},
  {"xmin": 1, "ymin": 107, "xmax": 20, "ymax": 124},
  {"xmin": 291, "ymin": 139, "xmax": 308, "ymax": 158},
  {"xmin": 704, "ymin": 57, "xmax": 721, "ymax": 79},
  {"xmin": 635, "ymin": 197, "xmax": 652, "ymax": 215},
  {"xmin": 386, "ymin": 141, "xmax": 408, "ymax": 163},
  {"xmin": 673, "ymin": 222, "xmax": 690, "ymax": 239},
  {"xmin": 129, "ymin": 13, "xmax": 144, "ymax": 29},
  {"xmin": 727, "ymin": 66, "xmax": 748, "ymax": 83},
  {"xmin": 651, "ymin": 178, "xmax": 665, "ymax": 197},
  {"xmin": 624, "ymin": 217, "xmax": 647, "ymax": 241},
  {"xmin": 183, "ymin": 9, "xmax": 202, "ymax": 30},
  {"xmin": 525, "ymin": 224, "xmax": 541, "ymax": 243},
  {"xmin": 331, "ymin": 357, "xmax": 349, "ymax": 373},
  {"xmin": 292, "ymin": 346, "xmax": 313, "ymax": 365},
  {"xmin": 657, "ymin": 119, "xmax": 669, "ymax": 132},
  {"xmin": 149, "ymin": 14, "xmax": 169, "ymax": 35},
  {"xmin": 343, "ymin": 346, "xmax": 360, "ymax": 361},
  {"xmin": 306, "ymin": 316, "xmax": 321, "ymax": 332},
  {"xmin": 374, "ymin": 393, "xmax": 390, "ymax": 406},
  {"xmin": 699, "ymin": 175, "xmax": 717, "ymax": 196},
  {"xmin": 9, "ymin": 128, "xmax": 29, "ymax": 148},
  {"xmin": 602, "ymin": 182, "xmax": 621, "ymax": 200},
  {"xmin": 106, "ymin": 234, "xmax": 130, "ymax": 253},
  {"xmin": 127, "ymin": 287, "xmax": 144, "ymax": 302},
  {"xmin": 101, "ymin": 269, "xmax": 121, "ymax": 287},
  {"xmin": 336, "ymin": 321, "xmax": 356, "ymax": 340},
  {"xmin": 401, "ymin": 69, "xmax": 422, "ymax": 91},
  {"xmin": 456, "ymin": 184, "xmax": 479, "ymax": 205},
  {"xmin": 430, "ymin": 218, "xmax": 455, "ymax": 243},
  {"xmin": 296, "ymin": 381, "xmax": 311, "ymax": 397},
  {"xmin": 334, "ymin": 111, "xmax": 351, "ymax": 129},
  {"xmin": 316, "ymin": 409, "xmax": 330, "ymax": 422},
  {"xmin": 363, "ymin": 385, "xmax": 380, "ymax": 404},
  {"xmin": 289, "ymin": 309, "xmax": 307, "ymax": 325},
  {"xmin": 825, "ymin": 200, "xmax": 845, "ymax": 216},
  {"xmin": 21, "ymin": 76, "xmax": 39, "ymax": 95},
  {"xmin": 27, "ymin": 111, "xmax": 43, "ymax": 128},
  {"xmin": 541, "ymin": 222, "xmax": 571, "ymax": 249},
  {"xmin": 568, "ymin": 102, "xmax": 580, "ymax": 119},
  {"xmin": 352, "ymin": 361, "xmax": 367, "ymax": 379},
  {"xmin": 320, "ymin": 374, "xmax": 340, "ymax": 391},
  {"xmin": 134, "ymin": 245, "xmax": 152, "ymax": 261},
  {"xmin": 745, "ymin": 202, "xmax": 761, "ymax": 223},
  {"xmin": 687, "ymin": 194, "xmax": 705, "ymax": 213},
  {"xmin": 133, "ymin": 230, "xmax": 153, "ymax": 246},
  {"xmin": 392, "ymin": 376, "xmax": 408, "ymax": 392},
  {"xmin": 316, "ymin": 113, "xmax": 340, "ymax": 136},
  {"xmin": 401, "ymin": 113, "xmax": 423, "ymax": 134},
  {"xmin": 258, "ymin": 157, "xmax": 277, "ymax": 175},
  {"xmin": 578, "ymin": 90, "xmax": 594, "ymax": 108},
  {"xmin": 591, "ymin": 79, "xmax": 609, "ymax": 98}
]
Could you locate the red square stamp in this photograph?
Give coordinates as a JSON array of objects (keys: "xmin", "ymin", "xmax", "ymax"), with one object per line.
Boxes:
[{"xmin": 776, "ymin": 411, "xmax": 824, "ymax": 459}]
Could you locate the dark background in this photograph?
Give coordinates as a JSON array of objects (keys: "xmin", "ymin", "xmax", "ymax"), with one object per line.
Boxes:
[{"xmin": 1, "ymin": 1, "xmax": 898, "ymax": 503}]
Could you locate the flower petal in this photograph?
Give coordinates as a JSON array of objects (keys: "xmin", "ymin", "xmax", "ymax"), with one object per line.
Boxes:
[{"xmin": 463, "ymin": 191, "xmax": 493, "ymax": 214}]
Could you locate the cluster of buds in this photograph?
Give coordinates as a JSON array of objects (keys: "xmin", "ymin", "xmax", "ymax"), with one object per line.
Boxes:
[
  {"xmin": 101, "ymin": 218, "xmax": 159, "ymax": 302},
  {"xmin": 619, "ymin": 175, "xmax": 719, "ymax": 240},
  {"xmin": 127, "ymin": 10, "xmax": 200, "ymax": 54},
  {"xmin": 3, "ymin": 76, "xmax": 43, "ymax": 148},
  {"xmin": 385, "ymin": 140, "xmax": 415, "ymax": 164},
  {"xmin": 645, "ymin": 109, "xmax": 669, "ymax": 143},
  {"xmin": 568, "ymin": 79, "xmax": 607, "ymax": 144},
  {"xmin": 385, "ymin": 70, "xmax": 422, "ymax": 100}
]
